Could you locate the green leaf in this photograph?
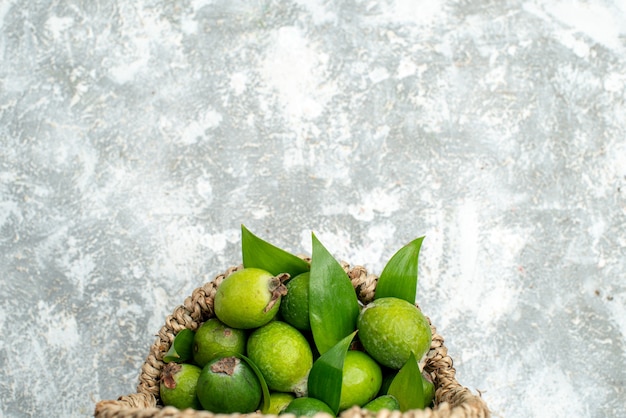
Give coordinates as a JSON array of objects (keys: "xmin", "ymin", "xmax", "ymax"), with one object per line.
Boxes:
[
  {"xmin": 163, "ymin": 329, "xmax": 195, "ymax": 363},
  {"xmin": 237, "ymin": 354, "xmax": 271, "ymax": 413},
  {"xmin": 387, "ymin": 352, "xmax": 425, "ymax": 411},
  {"xmin": 309, "ymin": 233, "xmax": 360, "ymax": 354},
  {"xmin": 308, "ymin": 331, "xmax": 357, "ymax": 414},
  {"xmin": 375, "ymin": 236, "xmax": 424, "ymax": 303},
  {"xmin": 241, "ymin": 224, "xmax": 310, "ymax": 277}
]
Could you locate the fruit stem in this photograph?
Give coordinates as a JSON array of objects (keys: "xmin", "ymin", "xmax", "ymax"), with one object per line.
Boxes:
[
  {"xmin": 161, "ymin": 362, "xmax": 181, "ymax": 389},
  {"xmin": 211, "ymin": 356, "xmax": 239, "ymax": 376},
  {"xmin": 265, "ymin": 273, "xmax": 289, "ymax": 313}
]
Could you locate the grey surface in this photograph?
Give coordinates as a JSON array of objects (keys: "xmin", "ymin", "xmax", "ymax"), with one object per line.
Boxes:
[{"xmin": 1, "ymin": 1, "xmax": 625, "ymax": 417}]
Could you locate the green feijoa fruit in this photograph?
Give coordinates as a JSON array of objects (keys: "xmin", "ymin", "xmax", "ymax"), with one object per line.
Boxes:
[
  {"xmin": 192, "ymin": 318, "xmax": 246, "ymax": 368},
  {"xmin": 362, "ymin": 395, "xmax": 400, "ymax": 412},
  {"xmin": 262, "ymin": 392, "xmax": 296, "ymax": 415},
  {"xmin": 247, "ymin": 321, "xmax": 313, "ymax": 396},
  {"xmin": 338, "ymin": 350, "xmax": 382, "ymax": 411},
  {"xmin": 357, "ymin": 297, "xmax": 431, "ymax": 369},
  {"xmin": 214, "ymin": 268, "xmax": 288, "ymax": 329},
  {"xmin": 422, "ymin": 372, "xmax": 435, "ymax": 407},
  {"xmin": 159, "ymin": 362, "xmax": 202, "ymax": 410},
  {"xmin": 196, "ymin": 356, "xmax": 262, "ymax": 413},
  {"xmin": 281, "ymin": 397, "xmax": 335, "ymax": 417},
  {"xmin": 279, "ymin": 272, "xmax": 311, "ymax": 331}
]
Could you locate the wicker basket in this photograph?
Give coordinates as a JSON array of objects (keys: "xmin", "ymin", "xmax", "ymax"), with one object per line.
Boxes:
[{"xmin": 94, "ymin": 263, "xmax": 490, "ymax": 418}]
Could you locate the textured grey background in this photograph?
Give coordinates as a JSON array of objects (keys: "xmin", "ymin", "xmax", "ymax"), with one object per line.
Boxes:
[{"xmin": 1, "ymin": 1, "xmax": 625, "ymax": 417}]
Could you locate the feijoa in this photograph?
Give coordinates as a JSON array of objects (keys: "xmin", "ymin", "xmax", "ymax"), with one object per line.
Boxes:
[
  {"xmin": 159, "ymin": 362, "xmax": 202, "ymax": 410},
  {"xmin": 196, "ymin": 356, "xmax": 262, "ymax": 413},
  {"xmin": 214, "ymin": 268, "xmax": 287, "ymax": 329},
  {"xmin": 193, "ymin": 318, "xmax": 246, "ymax": 367},
  {"xmin": 357, "ymin": 297, "xmax": 431, "ymax": 369}
]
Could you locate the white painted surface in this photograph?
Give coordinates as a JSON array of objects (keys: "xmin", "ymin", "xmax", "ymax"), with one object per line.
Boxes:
[{"xmin": 1, "ymin": 1, "xmax": 625, "ymax": 417}]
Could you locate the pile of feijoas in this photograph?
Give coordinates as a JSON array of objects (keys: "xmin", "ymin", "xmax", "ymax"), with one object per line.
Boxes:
[{"xmin": 159, "ymin": 225, "xmax": 434, "ymax": 417}]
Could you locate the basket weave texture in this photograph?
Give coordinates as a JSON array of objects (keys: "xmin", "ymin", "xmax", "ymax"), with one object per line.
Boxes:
[{"xmin": 95, "ymin": 263, "xmax": 490, "ymax": 418}]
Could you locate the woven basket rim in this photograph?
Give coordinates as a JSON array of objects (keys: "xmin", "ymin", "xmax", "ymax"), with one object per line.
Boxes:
[{"xmin": 94, "ymin": 263, "xmax": 490, "ymax": 418}]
